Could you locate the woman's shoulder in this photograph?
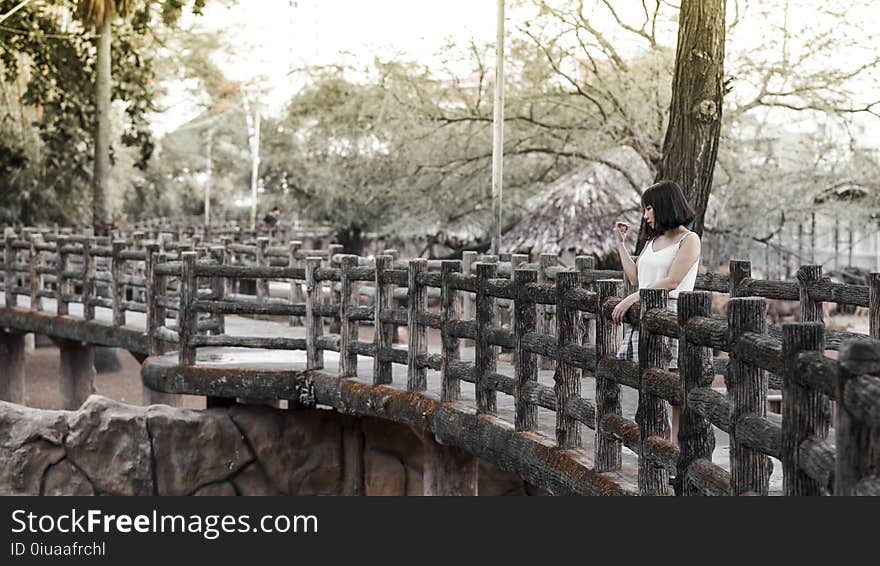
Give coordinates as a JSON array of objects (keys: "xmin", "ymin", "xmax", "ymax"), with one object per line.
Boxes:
[
  {"xmin": 680, "ymin": 229, "xmax": 700, "ymax": 243},
  {"xmin": 678, "ymin": 230, "xmax": 703, "ymax": 255},
  {"xmin": 675, "ymin": 229, "xmax": 701, "ymax": 252}
]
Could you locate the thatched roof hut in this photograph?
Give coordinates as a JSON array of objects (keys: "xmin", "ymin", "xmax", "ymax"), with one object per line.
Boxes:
[{"xmin": 501, "ymin": 146, "xmax": 652, "ymax": 261}]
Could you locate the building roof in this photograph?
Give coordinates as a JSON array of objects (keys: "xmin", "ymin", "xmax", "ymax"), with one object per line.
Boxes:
[{"xmin": 501, "ymin": 146, "xmax": 652, "ymax": 257}]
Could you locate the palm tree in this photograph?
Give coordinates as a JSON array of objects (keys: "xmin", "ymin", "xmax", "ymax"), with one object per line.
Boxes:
[{"xmin": 77, "ymin": 1, "xmax": 135, "ymax": 229}]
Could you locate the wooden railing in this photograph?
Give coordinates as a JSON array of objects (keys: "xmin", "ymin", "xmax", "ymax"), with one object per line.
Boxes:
[{"xmin": 2, "ymin": 225, "xmax": 880, "ymax": 495}]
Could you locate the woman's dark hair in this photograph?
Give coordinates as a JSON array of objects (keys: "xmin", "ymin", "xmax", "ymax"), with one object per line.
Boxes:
[{"xmin": 640, "ymin": 180, "xmax": 695, "ymax": 240}]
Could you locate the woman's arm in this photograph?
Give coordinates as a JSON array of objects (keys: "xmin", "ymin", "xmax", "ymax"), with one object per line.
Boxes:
[
  {"xmin": 613, "ymin": 222, "xmax": 639, "ymax": 286},
  {"xmin": 642, "ymin": 232, "xmax": 701, "ymax": 290},
  {"xmin": 617, "ymin": 241, "xmax": 639, "ymax": 286},
  {"xmin": 611, "ymin": 290, "xmax": 640, "ymax": 324}
]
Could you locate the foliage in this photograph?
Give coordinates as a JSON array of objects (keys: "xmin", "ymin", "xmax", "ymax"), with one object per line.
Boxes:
[
  {"xmin": 4, "ymin": 0, "xmax": 879, "ymax": 258},
  {"xmin": 0, "ymin": 0, "xmax": 203, "ymax": 226},
  {"xmin": 521, "ymin": 0, "xmax": 880, "ymax": 258},
  {"xmin": 123, "ymin": 17, "xmax": 250, "ymax": 222},
  {"xmin": 253, "ymin": 36, "xmax": 674, "ymax": 253}
]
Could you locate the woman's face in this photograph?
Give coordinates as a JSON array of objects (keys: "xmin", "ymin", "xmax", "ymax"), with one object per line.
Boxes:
[{"xmin": 643, "ymin": 204, "xmax": 655, "ymax": 229}]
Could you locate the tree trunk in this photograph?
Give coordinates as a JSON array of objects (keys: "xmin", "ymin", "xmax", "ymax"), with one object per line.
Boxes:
[
  {"xmin": 638, "ymin": 0, "xmax": 726, "ymax": 252},
  {"xmin": 93, "ymin": 18, "xmax": 112, "ymax": 226}
]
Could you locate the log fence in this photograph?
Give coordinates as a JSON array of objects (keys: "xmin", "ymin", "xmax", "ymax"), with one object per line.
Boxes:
[{"xmin": 2, "ymin": 225, "xmax": 880, "ymax": 495}]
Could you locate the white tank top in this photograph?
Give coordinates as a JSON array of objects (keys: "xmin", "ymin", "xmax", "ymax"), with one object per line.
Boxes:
[{"xmin": 637, "ymin": 231, "xmax": 699, "ymax": 299}]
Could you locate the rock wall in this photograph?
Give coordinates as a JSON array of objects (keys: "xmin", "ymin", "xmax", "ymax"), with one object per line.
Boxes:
[{"xmin": 0, "ymin": 396, "xmax": 542, "ymax": 496}]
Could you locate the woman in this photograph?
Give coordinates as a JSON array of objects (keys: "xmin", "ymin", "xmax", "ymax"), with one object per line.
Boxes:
[{"xmin": 612, "ymin": 180, "xmax": 701, "ymax": 443}]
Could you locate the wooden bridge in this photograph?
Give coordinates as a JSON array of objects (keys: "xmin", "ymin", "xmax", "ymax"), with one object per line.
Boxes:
[{"xmin": 2, "ymin": 224, "xmax": 880, "ymax": 496}]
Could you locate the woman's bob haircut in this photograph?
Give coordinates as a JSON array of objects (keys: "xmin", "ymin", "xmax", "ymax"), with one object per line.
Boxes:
[{"xmin": 640, "ymin": 180, "xmax": 695, "ymax": 239}]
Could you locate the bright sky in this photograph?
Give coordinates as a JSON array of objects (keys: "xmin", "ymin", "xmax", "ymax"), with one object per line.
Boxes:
[
  {"xmin": 152, "ymin": 0, "xmax": 501, "ymax": 134},
  {"xmin": 151, "ymin": 0, "xmax": 880, "ymax": 146}
]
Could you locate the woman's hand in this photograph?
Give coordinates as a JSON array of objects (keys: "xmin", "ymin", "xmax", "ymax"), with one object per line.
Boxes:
[
  {"xmin": 614, "ymin": 221, "xmax": 630, "ymax": 245},
  {"xmin": 612, "ymin": 293, "xmax": 638, "ymax": 325}
]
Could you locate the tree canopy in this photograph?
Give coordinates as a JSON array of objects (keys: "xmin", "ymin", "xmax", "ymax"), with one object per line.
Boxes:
[
  {"xmin": 3, "ymin": 0, "xmax": 878, "ymax": 263},
  {"xmin": 0, "ymin": 0, "xmax": 204, "ymax": 225}
]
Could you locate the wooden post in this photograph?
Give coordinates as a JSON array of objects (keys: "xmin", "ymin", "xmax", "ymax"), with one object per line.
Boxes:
[
  {"xmin": 514, "ymin": 268, "xmax": 538, "ymax": 432},
  {"xmin": 595, "ymin": 279, "xmax": 623, "ymax": 472},
  {"xmin": 178, "ymin": 252, "xmax": 197, "ymax": 366},
  {"xmin": 441, "ymin": 260, "xmax": 462, "ymax": 402},
  {"xmin": 575, "ymin": 256, "xmax": 596, "ymax": 367},
  {"xmin": 638, "ymin": 288, "xmax": 671, "ymax": 495},
  {"xmin": 728, "ymin": 297, "xmax": 770, "ymax": 495},
  {"xmin": 82, "ymin": 238, "xmax": 95, "ymax": 321},
  {"xmin": 0, "ymin": 331, "xmax": 26, "ymax": 403},
  {"xmin": 794, "ymin": 265, "xmax": 824, "ymax": 432},
  {"xmin": 111, "ymin": 240, "xmax": 127, "ymax": 327},
  {"xmin": 422, "ymin": 432, "xmax": 478, "ymax": 496},
  {"xmin": 373, "ymin": 255, "xmax": 394, "ymax": 385},
  {"xmin": 538, "ymin": 253, "xmax": 557, "ymax": 370},
  {"xmin": 29, "ymin": 235, "xmax": 42, "ymax": 312},
  {"xmin": 782, "ymin": 323, "xmax": 829, "ymax": 495},
  {"xmin": 4, "ymin": 233, "xmax": 15, "ymax": 308},
  {"xmin": 676, "ymin": 291, "xmax": 716, "ymax": 495},
  {"xmin": 58, "ymin": 338, "xmax": 95, "ymax": 410},
  {"xmin": 383, "ymin": 249, "xmax": 401, "ymax": 344},
  {"xmin": 555, "ymin": 270, "xmax": 581, "ymax": 449},
  {"xmin": 328, "ymin": 243, "xmax": 344, "ymax": 334},
  {"xmin": 461, "ymin": 251, "xmax": 477, "ymax": 346},
  {"xmin": 407, "ymin": 258, "xmax": 428, "ymax": 391},
  {"xmin": 210, "ymin": 246, "xmax": 226, "ymax": 335},
  {"xmin": 288, "ymin": 240, "xmax": 304, "ymax": 326},
  {"xmin": 510, "ymin": 254, "xmax": 528, "ymax": 328},
  {"xmin": 869, "ymin": 273, "xmax": 879, "ymax": 339},
  {"xmin": 835, "ymin": 339, "xmax": 880, "ymax": 495},
  {"xmin": 220, "ymin": 236, "xmax": 233, "ymax": 295},
  {"xmin": 144, "ymin": 248, "xmax": 158, "ymax": 331},
  {"xmin": 305, "ymin": 257, "xmax": 324, "ymax": 370},
  {"xmin": 339, "ymin": 255, "xmax": 359, "ymax": 377},
  {"xmin": 148, "ymin": 251, "xmax": 167, "ymax": 357},
  {"xmin": 729, "ymin": 259, "xmax": 751, "ymax": 298},
  {"xmin": 256, "ymin": 236, "xmax": 269, "ymax": 308},
  {"xmin": 143, "ymin": 248, "xmax": 178, "ymax": 407},
  {"xmin": 475, "ymin": 262, "xmax": 498, "ymax": 414},
  {"xmin": 481, "ymin": 254, "xmax": 499, "ymax": 325},
  {"xmin": 797, "ymin": 265, "xmax": 824, "ymax": 323},
  {"xmin": 55, "ymin": 236, "xmax": 68, "ymax": 316}
]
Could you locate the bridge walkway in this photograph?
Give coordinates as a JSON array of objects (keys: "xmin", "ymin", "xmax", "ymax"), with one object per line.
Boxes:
[{"xmin": 0, "ymin": 290, "xmax": 784, "ymax": 494}]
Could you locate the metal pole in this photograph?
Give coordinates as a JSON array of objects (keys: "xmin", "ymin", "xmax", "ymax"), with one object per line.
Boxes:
[
  {"xmin": 243, "ymin": 92, "xmax": 261, "ymax": 231},
  {"xmin": 490, "ymin": 0, "xmax": 505, "ymax": 255},
  {"xmin": 251, "ymin": 107, "xmax": 261, "ymax": 231},
  {"xmin": 205, "ymin": 127, "xmax": 213, "ymax": 229}
]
